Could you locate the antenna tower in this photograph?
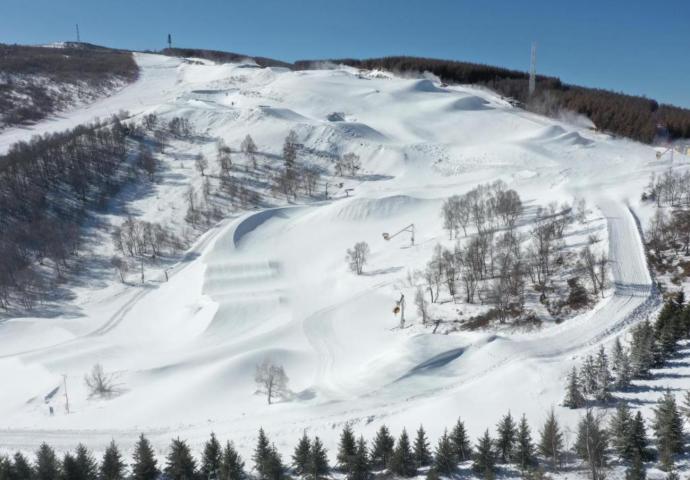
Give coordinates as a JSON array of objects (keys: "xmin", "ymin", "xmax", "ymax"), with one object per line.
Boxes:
[{"xmin": 529, "ymin": 42, "xmax": 537, "ymax": 97}]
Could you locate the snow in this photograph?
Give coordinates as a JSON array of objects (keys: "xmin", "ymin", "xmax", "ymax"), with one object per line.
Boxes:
[{"xmin": 0, "ymin": 53, "xmax": 686, "ymax": 464}]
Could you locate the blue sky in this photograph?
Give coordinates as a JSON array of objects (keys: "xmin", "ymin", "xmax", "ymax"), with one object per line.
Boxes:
[{"xmin": 2, "ymin": 0, "xmax": 689, "ymax": 108}]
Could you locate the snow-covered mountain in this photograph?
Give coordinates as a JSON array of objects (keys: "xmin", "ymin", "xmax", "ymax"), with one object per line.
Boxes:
[{"xmin": 0, "ymin": 51, "xmax": 685, "ymax": 461}]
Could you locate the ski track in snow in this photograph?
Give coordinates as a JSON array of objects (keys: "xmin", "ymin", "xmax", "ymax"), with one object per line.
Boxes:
[{"xmin": 0, "ymin": 52, "xmax": 682, "ymax": 458}]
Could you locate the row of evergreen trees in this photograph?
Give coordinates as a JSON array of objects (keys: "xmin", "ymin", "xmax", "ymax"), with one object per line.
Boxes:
[
  {"xmin": 0, "ymin": 405, "xmax": 671, "ymax": 480},
  {"xmin": 565, "ymin": 292, "xmax": 690, "ymax": 408},
  {"xmin": 2, "ymin": 396, "xmax": 688, "ymax": 480}
]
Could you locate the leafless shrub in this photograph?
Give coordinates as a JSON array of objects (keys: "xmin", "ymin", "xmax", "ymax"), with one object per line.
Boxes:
[{"xmin": 84, "ymin": 364, "xmax": 115, "ymax": 398}]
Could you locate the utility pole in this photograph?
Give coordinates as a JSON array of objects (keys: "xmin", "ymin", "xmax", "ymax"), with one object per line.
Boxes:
[
  {"xmin": 62, "ymin": 374, "xmax": 70, "ymax": 414},
  {"xmin": 529, "ymin": 42, "xmax": 537, "ymax": 97},
  {"xmin": 76, "ymin": 24, "xmax": 80, "ymax": 43}
]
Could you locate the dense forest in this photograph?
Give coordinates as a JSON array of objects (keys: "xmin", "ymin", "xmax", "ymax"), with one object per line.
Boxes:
[
  {"xmin": 159, "ymin": 48, "xmax": 292, "ymax": 69},
  {"xmin": 0, "ymin": 116, "xmax": 136, "ymax": 310},
  {"xmin": 0, "ymin": 43, "xmax": 138, "ymax": 128},
  {"xmin": 295, "ymin": 56, "xmax": 690, "ymax": 144}
]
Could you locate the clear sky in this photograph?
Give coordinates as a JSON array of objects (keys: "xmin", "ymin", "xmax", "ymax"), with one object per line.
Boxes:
[{"xmin": 2, "ymin": 0, "xmax": 689, "ymax": 108}]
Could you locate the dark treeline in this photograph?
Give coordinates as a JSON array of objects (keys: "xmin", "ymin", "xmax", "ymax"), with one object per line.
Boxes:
[
  {"xmin": 1, "ymin": 395, "xmax": 685, "ymax": 480},
  {"xmin": 0, "ymin": 115, "xmax": 150, "ymax": 310},
  {"xmin": 0, "ymin": 43, "xmax": 138, "ymax": 127},
  {"xmin": 294, "ymin": 56, "xmax": 690, "ymax": 144},
  {"xmin": 159, "ymin": 48, "xmax": 292, "ymax": 69}
]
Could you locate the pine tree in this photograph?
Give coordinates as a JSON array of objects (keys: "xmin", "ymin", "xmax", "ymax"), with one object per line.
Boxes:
[
  {"xmin": 100, "ymin": 441, "xmax": 126, "ymax": 480},
  {"xmin": 307, "ymin": 437, "xmax": 329, "ymax": 480},
  {"xmin": 628, "ymin": 412, "xmax": 652, "ymax": 462},
  {"xmin": 433, "ymin": 430, "xmax": 457, "ymax": 477},
  {"xmin": 538, "ymin": 408, "xmax": 563, "ymax": 471},
  {"xmin": 611, "ymin": 337, "xmax": 624, "ymax": 374},
  {"xmin": 253, "ymin": 429, "xmax": 272, "ymax": 480},
  {"xmin": 131, "ymin": 434, "xmax": 158, "ymax": 480},
  {"xmin": 10, "ymin": 452, "xmax": 32, "ymax": 480},
  {"xmin": 652, "ymin": 391, "xmax": 684, "ymax": 470},
  {"xmin": 263, "ymin": 445, "xmax": 286, "ymax": 480},
  {"xmin": 201, "ymin": 433, "xmax": 223, "ymax": 480},
  {"xmin": 614, "ymin": 349, "xmax": 633, "ymax": 390},
  {"xmin": 575, "ymin": 410, "xmax": 608, "ymax": 480},
  {"xmin": 0, "ymin": 457, "xmax": 10, "ymax": 480},
  {"xmin": 220, "ymin": 442, "xmax": 246, "ymax": 480},
  {"xmin": 450, "ymin": 418, "xmax": 472, "ymax": 462},
  {"xmin": 389, "ymin": 429, "xmax": 416, "ymax": 477},
  {"xmin": 564, "ymin": 366, "xmax": 586, "ymax": 408},
  {"xmin": 292, "ymin": 431, "xmax": 311, "ymax": 476},
  {"xmin": 515, "ymin": 414, "xmax": 536, "ymax": 471},
  {"xmin": 625, "ymin": 453, "xmax": 646, "ymax": 480},
  {"xmin": 609, "ymin": 402, "xmax": 633, "ymax": 461},
  {"xmin": 164, "ymin": 438, "xmax": 197, "ymax": 480},
  {"xmin": 62, "ymin": 453, "xmax": 79, "ymax": 480},
  {"xmin": 35, "ymin": 443, "xmax": 60, "ymax": 480},
  {"xmin": 472, "ymin": 430, "xmax": 496, "ymax": 480},
  {"xmin": 370, "ymin": 425, "xmax": 394, "ymax": 470},
  {"xmin": 594, "ymin": 346, "xmax": 613, "ymax": 402},
  {"xmin": 630, "ymin": 321, "xmax": 655, "ymax": 377},
  {"xmin": 74, "ymin": 444, "xmax": 98, "ymax": 480},
  {"xmin": 336, "ymin": 424, "xmax": 357, "ymax": 474},
  {"xmin": 611, "ymin": 338, "xmax": 632, "ymax": 390},
  {"xmin": 349, "ymin": 436, "xmax": 370, "ymax": 480},
  {"xmin": 412, "ymin": 426, "xmax": 432, "ymax": 468},
  {"xmin": 496, "ymin": 411, "xmax": 516, "ymax": 463},
  {"xmin": 580, "ymin": 355, "xmax": 598, "ymax": 395}
]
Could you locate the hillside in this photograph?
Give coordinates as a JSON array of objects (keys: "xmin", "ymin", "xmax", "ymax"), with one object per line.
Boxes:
[
  {"xmin": 0, "ymin": 43, "xmax": 138, "ymax": 129},
  {"xmin": 1, "ymin": 49, "xmax": 688, "ymax": 470},
  {"xmin": 295, "ymin": 56, "xmax": 690, "ymax": 144},
  {"xmin": 159, "ymin": 47, "xmax": 293, "ymax": 69}
]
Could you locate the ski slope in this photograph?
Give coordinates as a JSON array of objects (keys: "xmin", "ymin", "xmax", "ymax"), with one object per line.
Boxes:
[{"xmin": 0, "ymin": 52, "xmax": 681, "ymax": 459}]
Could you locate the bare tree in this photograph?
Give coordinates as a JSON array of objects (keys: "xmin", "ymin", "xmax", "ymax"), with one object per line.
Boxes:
[
  {"xmin": 241, "ymin": 134, "xmax": 258, "ymax": 169},
  {"xmin": 110, "ymin": 256, "xmax": 128, "ymax": 283},
  {"xmin": 414, "ymin": 286, "xmax": 429, "ymax": 325},
  {"xmin": 344, "ymin": 153, "xmax": 361, "ymax": 177},
  {"xmin": 254, "ymin": 359, "xmax": 289, "ymax": 405},
  {"xmin": 346, "ymin": 241, "xmax": 370, "ymax": 275},
  {"xmin": 495, "ymin": 189, "xmax": 522, "ymax": 229},
  {"xmin": 217, "ymin": 140, "xmax": 232, "ymax": 177},
  {"xmin": 142, "ymin": 113, "xmax": 158, "ymax": 131},
  {"xmin": 283, "ymin": 130, "xmax": 298, "ymax": 170},
  {"xmin": 137, "ymin": 144, "xmax": 156, "ymax": 181},
  {"xmin": 84, "ymin": 364, "xmax": 115, "ymax": 398},
  {"xmin": 301, "ymin": 166, "xmax": 321, "ymax": 197},
  {"xmin": 441, "ymin": 195, "xmax": 461, "ymax": 239},
  {"xmin": 195, "ymin": 153, "xmax": 209, "ymax": 177}
]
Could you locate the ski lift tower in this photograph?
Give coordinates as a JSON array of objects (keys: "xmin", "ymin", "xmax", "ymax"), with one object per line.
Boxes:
[{"xmin": 382, "ymin": 223, "xmax": 415, "ymax": 247}]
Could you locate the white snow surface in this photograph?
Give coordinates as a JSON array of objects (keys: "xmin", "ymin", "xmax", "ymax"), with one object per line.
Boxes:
[{"xmin": 0, "ymin": 53, "xmax": 686, "ymax": 461}]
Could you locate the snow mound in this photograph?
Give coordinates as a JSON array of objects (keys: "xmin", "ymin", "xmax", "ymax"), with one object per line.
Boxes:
[
  {"xmin": 447, "ymin": 95, "xmax": 492, "ymax": 111},
  {"xmin": 550, "ymin": 131, "xmax": 594, "ymax": 147},
  {"xmin": 407, "ymin": 79, "xmax": 446, "ymax": 93},
  {"xmin": 333, "ymin": 122, "xmax": 388, "ymax": 141},
  {"xmin": 255, "ymin": 106, "xmax": 309, "ymax": 122},
  {"xmin": 335, "ymin": 195, "xmax": 431, "ymax": 221}
]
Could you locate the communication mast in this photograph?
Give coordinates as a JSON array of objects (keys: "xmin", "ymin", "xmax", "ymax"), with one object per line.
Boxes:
[
  {"xmin": 167, "ymin": 33, "xmax": 172, "ymax": 49},
  {"xmin": 76, "ymin": 24, "xmax": 80, "ymax": 43},
  {"xmin": 62, "ymin": 374, "xmax": 70, "ymax": 414},
  {"xmin": 529, "ymin": 42, "xmax": 537, "ymax": 97}
]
